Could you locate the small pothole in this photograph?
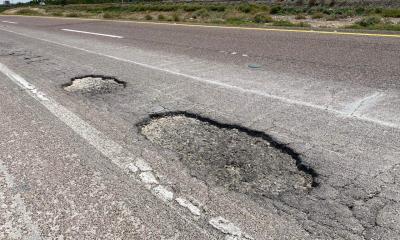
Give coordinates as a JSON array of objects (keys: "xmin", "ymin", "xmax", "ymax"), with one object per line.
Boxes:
[
  {"xmin": 63, "ymin": 75, "xmax": 126, "ymax": 95},
  {"xmin": 139, "ymin": 112, "xmax": 317, "ymax": 198}
]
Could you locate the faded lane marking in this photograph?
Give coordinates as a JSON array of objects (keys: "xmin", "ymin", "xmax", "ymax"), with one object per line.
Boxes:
[
  {"xmin": 209, "ymin": 217, "xmax": 253, "ymax": 240},
  {"xmin": 0, "ymin": 160, "xmax": 42, "ymax": 240},
  {"xmin": 4, "ymin": 14, "xmax": 400, "ymax": 38},
  {"xmin": 0, "ymin": 27, "xmax": 398, "ymax": 130},
  {"xmin": 342, "ymin": 92, "xmax": 384, "ymax": 116},
  {"xmin": 0, "ymin": 62, "xmax": 251, "ymax": 240},
  {"xmin": 1, "ymin": 21, "xmax": 18, "ymax": 24},
  {"xmin": 61, "ymin": 28, "xmax": 124, "ymax": 39}
]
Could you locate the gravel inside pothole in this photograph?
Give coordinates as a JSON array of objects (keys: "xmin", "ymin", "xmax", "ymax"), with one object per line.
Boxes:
[
  {"xmin": 140, "ymin": 113, "xmax": 316, "ymax": 198},
  {"xmin": 63, "ymin": 75, "xmax": 125, "ymax": 94}
]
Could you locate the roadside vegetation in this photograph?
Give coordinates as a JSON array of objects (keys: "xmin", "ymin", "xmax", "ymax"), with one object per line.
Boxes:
[{"xmin": 2, "ymin": 2, "xmax": 400, "ymax": 31}]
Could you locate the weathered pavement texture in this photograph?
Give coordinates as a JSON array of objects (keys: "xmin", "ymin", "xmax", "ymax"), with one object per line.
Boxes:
[{"xmin": 0, "ymin": 15, "xmax": 399, "ymax": 240}]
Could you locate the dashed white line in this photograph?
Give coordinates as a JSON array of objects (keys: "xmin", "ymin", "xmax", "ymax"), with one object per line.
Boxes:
[
  {"xmin": 0, "ymin": 62, "xmax": 252, "ymax": 239},
  {"xmin": 209, "ymin": 217, "xmax": 253, "ymax": 240},
  {"xmin": 0, "ymin": 27, "xmax": 397, "ymax": 130},
  {"xmin": 61, "ymin": 28, "xmax": 124, "ymax": 39},
  {"xmin": 176, "ymin": 197, "xmax": 201, "ymax": 216},
  {"xmin": 1, "ymin": 21, "xmax": 18, "ymax": 24}
]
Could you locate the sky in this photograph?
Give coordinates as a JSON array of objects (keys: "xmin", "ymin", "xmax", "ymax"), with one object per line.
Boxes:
[{"xmin": 2, "ymin": 0, "xmax": 31, "ymax": 4}]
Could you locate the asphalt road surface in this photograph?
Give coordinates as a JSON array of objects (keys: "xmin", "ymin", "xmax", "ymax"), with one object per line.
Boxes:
[{"xmin": 0, "ymin": 15, "xmax": 399, "ymax": 240}]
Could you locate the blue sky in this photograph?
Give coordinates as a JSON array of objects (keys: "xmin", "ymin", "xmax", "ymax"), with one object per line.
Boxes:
[{"xmin": 2, "ymin": 0, "xmax": 31, "ymax": 3}]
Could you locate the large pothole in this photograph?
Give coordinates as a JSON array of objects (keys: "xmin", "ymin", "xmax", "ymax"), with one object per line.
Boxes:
[
  {"xmin": 139, "ymin": 112, "xmax": 317, "ymax": 198},
  {"xmin": 63, "ymin": 75, "xmax": 126, "ymax": 95}
]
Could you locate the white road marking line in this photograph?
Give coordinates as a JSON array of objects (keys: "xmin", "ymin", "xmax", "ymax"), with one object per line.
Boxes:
[
  {"xmin": 0, "ymin": 161, "xmax": 42, "ymax": 240},
  {"xmin": 175, "ymin": 197, "xmax": 201, "ymax": 216},
  {"xmin": 152, "ymin": 185, "xmax": 174, "ymax": 202},
  {"xmin": 209, "ymin": 217, "xmax": 253, "ymax": 240},
  {"xmin": 2, "ymin": 21, "xmax": 18, "ymax": 24},
  {"xmin": 343, "ymin": 92, "xmax": 384, "ymax": 116},
  {"xmin": 61, "ymin": 28, "xmax": 124, "ymax": 39},
  {"xmin": 1, "ymin": 27, "xmax": 397, "ymax": 130},
  {"xmin": 6, "ymin": 14, "xmax": 400, "ymax": 38},
  {"xmin": 139, "ymin": 171, "xmax": 159, "ymax": 185},
  {"xmin": 0, "ymin": 62, "xmax": 251, "ymax": 239}
]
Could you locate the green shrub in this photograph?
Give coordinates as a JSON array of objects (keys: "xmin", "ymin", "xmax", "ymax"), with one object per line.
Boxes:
[
  {"xmin": 0, "ymin": 6, "xmax": 9, "ymax": 13},
  {"xmin": 16, "ymin": 8, "xmax": 40, "ymax": 15},
  {"xmin": 238, "ymin": 4, "xmax": 253, "ymax": 13},
  {"xmin": 206, "ymin": 5, "xmax": 226, "ymax": 12},
  {"xmin": 270, "ymin": 5, "xmax": 282, "ymax": 15},
  {"xmin": 298, "ymin": 22, "xmax": 311, "ymax": 27},
  {"xmin": 374, "ymin": 8, "xmax": 383, "ymax": 14},
  {"xmin": 273, "ymin": 20, "xmax": 310, "ymax": 27},
  {"xmin": 172, "ymin": 13, "xmax": 180, "ymax": 22},
  {"xmin": 144, "ymin": 14, "xmax": 152, "ymax": 20},
  {"xmin": 348, "ymin": 22, "xmax": 400, "ymax": 31},
  {"xmin": 103, "ymin": 12, "xmax": 120, "ymax": 19},
  {"xmin": 381, "ymin": 8, "xmax": 400, "ymax": 18},
  {"xmin": 157, "ymin": 14, "xmax": 166, "ymax": 20},
  {"xmin": 253, "ymin": 13, "xmax": 273, "ymax": 23},
  {"xmin": 66, "ymin": 12, "xmax": 80, "ymax": 17},
  {"xmin": 259, "ymin": 5, "xmax": 270, "ymax": 13},
  {"xmin": 182, "ymin": 4, "xmax": 202, "ymax": 12},
  {"xmin": 226, "ymin": 17, "xmax": 247, "ymax": 25},
  {"xmin": 311, "ymin": 12, "xmax": 324, "ymax": 19},
  {"xmin": 356, "ymin": 15, "xmax": 381, "ymax": 27},
  {"xmin": 295, "ymin": 13, "xmax": 307, "ymax": 19},
  {"xmin": 355, "ymin": 7, "xmax": 365, "ymax": 15},
  {"xmin": 193, "ymin": 8, "xmax": 209, "ymax": 18},
  {"xmin": 51, "ymin": 11, "xmax": 63, "ymax": 16}
]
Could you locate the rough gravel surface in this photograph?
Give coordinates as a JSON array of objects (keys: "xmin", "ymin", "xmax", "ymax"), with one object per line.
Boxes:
[
  {"xmin": 141, "ymin": 115, "xmax": 314, "ymax": 198},
  {"xmin": 64, "ymin": 76, "xmax": 124, "ymax": 95}
]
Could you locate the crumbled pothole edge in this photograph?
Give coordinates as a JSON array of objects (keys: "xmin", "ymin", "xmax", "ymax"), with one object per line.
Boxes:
[
  {"xmin": 136, "ymin": 111, "xmax": 319, "ymax": 188},
  {"xmin": 61, "ymin": 74, "xmax": 127, "ymax": 90}
]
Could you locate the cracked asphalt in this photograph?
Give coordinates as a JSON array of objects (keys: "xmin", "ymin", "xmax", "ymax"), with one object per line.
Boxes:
[{"xmin": 0, "ymin": 15, "xmax": 399, "ymax": 240}]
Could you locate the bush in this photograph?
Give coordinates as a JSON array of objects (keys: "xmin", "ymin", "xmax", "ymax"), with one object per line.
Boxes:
[
  {"xmin": 51, "ymin": 11, "xmax": 63, "ymax": 17},
  {"xmin": 103, "ymin": 12, "xmax": 112, "ymax": 18},
  {"xmin": 238, "ymin": 4, "xmax": 252, "ymax": 13},
  {"xmin": 226, "ymin": 17, "xmax": 247, "ymax": 25},
  {"xmin": 144, "ymin": 14, "xmax": 152, "ymax": 20},
  {"xmin": 16, "ymin": 8, "xmax": 40, "ymax": 15},
  {"xmin": 193, "ymin": 8, "xmax": 209, "ymax": 18},
  {"xmin": 157, "ymin": 14, "xmax": 166, "ymax": 20},
  {"xmin": 172, "ymin": 13, "xmax": 180, "ymax": 22},
  {"xmin": 273, "ymin": 20, "xmax": 310, "ymax": 27},
  {"xmin": 259, "ymin": 5, "xmax": 270, "ymax": 13},
  {"xmin": 311, "ymin": 12, "xmax": 324, "ymax": 19},
  {"xmin": 381, "ymin": 8, "xmax": 400, "ymax": 18},
  {"xmin": 103, "ymin": 12, "xmax": 121, "ymax": 19},
  {"xmin": 295, "ymin": 13, "xmax": 307, "ymax": 19},
  {"xmin": 253, "ymin": 13, "xmax": 273, "ymax": 23},
  {"xmin": 355, "ymin": 7, "xmax": 365, "ymax": 15},
  {"xmin": 270, "ymin": 5, "xmax": 282, "ymax": 15},
  {"xmin": 66, "ymin": 12, "xmax": 80, "ymax": 17},
  {"xmin": 182, "ymin": 4, "xmax": 202, "ymax": 12},
  {"xmin": 356, "ymin": 15, "xmax": 381, "ymax": 27},
  {"xmin": 206, "ymin": 5, "xmax": 226, "ymax": 12},
  {"xmin": 348, "ymin": 22, "xmax": 400, "ymax": 31}
]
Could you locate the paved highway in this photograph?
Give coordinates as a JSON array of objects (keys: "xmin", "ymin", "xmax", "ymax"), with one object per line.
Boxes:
[{"xmin": 0, "ymin": 15, "xmax": 399, "ymax": 240}]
